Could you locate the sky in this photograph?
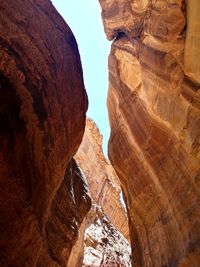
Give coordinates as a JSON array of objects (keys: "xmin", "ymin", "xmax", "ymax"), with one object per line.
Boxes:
[{"xmin": 51, "ymin": 0, "xmax": 111, "ymax": 155}]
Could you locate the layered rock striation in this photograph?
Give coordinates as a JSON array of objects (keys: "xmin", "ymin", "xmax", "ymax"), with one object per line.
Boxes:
[
  {"xmin": 0, "ymin": 1, "xmax": 89, "ymax": 266},
  {"xmin": 99, "ymin": 0, "xmax": 200, "ymax": 266},
  {"xmin": 68, "ymin": 118, "xmax": 131, "ymax": 266},
  {"xmin": 75, "ymin": 118, "xmax": 129, "ymax": 241},
  {"xmin": 38, "ymin": 159, "xmax": 91, "ymax": 266}
]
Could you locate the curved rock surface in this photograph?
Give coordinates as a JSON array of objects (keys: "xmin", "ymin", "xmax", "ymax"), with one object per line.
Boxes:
[
  {"xmin": 75, "ymin": 118, "xmax": 129, "ymax": 241},
  {"xmin": 99, "ymin": 0, "xmax": 200, "ymax": 266},
  {"xmin": 38, "ymin": 159, "xmax": 91, "ymax": 267},
  {"xmin": 0, "ymin": 1, "xmax": 89, "ymax": 266}
]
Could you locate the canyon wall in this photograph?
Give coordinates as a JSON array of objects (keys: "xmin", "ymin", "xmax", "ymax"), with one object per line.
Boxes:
[
  {"xmin": 99, "ymin": 0, "xmax": 200, "ymax": 267},
  {"xmin": 82, "ymin": 204, "xmax": 131, "ymax": 267},
  {"xmin": 68, "ymin": 118, "xmax": 131, "ymax": 266},
  {"xmin": 75, "ymin": 118, "xmax": 129, "ymax": 241},
  {"xmin": 68, "ymin": 204, "xmax": 131, "ymax": 267},
  {"xmin": 37, "ymin": 159, "xmax": 91, "ymax": 266},
  {"xmin": 0, "ymin": 1, "xmax": 90, "ymax": 266}
]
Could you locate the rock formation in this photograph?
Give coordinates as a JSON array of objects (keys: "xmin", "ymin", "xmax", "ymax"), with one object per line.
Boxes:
[
  {"xmin": 75, "ymin": 118, "xmax": 129, "ymax": 241},
  {"xmin": 37, "ymin": 159, "xmax": 91, "ymax": 266},
  {"xmin": 68, "ymin": 204, "xmax": 131, "ymax": 267},
  {"xmin": 68, "ymin": 118, "xmax": 131, "ymax": 266},
  {"xmin": 99, "ymin": 0, "xmax": 200, "ymax": 267},
  {"xmin": 0, "ymin": 1, "xmax": 90, "ymax": 266},
  {"xmin": 83, "ymin": 204, "xmax": 131, "ymax": 267}
]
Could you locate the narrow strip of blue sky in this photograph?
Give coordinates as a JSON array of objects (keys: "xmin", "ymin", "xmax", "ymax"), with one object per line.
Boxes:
[{"xmin": 51, "ymin": 0, "xmax": 110, "ymax": 155}]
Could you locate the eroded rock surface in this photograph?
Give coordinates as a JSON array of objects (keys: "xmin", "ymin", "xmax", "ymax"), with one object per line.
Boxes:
[
  {"xmin": 83, "ymin": 205, "xmax": 131, "ymax": 267},
  {"xmin": 68, "ymin": 119, "xmax": 131, "ymax": 266},
  {"xmin": 38, "ymin": 159, "xmax": 91, "ymax": 267},
  {"xmin": 69, "ymin": 204, "xmax": 131, "ymax": 267},
  {"xmin": 75, "ymin": 118, "xmax": 129, "ymax": 241},
  {"xmin": 99, "ymin": 0, "xmax": 200, "ymax": 266},
  {"xmin": 0, "ymin": 1, "xmax": 89, "ymax": 266}
]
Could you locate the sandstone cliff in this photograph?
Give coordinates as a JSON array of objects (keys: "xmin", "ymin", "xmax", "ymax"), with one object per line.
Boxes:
[
  {"xmin": 83, "ymin": 204, "xmax": 131, "ymax": 267},
  {"xmin": 68, "ymin": 118, "xmax": 131, "ymax": 266},
  {"xmin": 75, "ymin": 118, "xmax": 129, "ymax": 241},
  {"xmin": 0, "ymin": 1, "xmax": 89, "ymax": 266},
  {"xmin": 99, "ymin": 0, "xmax": 200, "ymax": 267},
  {"xmin": 68, "ymin": 204, "xmax": 131, "ymax": 267}
]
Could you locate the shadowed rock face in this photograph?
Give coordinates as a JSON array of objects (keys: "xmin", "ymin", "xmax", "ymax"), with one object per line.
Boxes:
[
  {"xmin": 99, "ymin": 0, "xmax": 200, "ymax": 266},
  {"xmin": 0, "ymin": 0, "xmax": 89, "ymax": 266},
  {"xmin": 38, "ymin": 159, "xmax": 91, "ymax": 267}
]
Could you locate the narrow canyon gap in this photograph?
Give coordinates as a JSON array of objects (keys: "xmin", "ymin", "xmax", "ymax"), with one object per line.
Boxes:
[
  {"xmin": 0, "ymin": 0, "xmax": 131, "ymax": 266},
  {"xmin": 48, "ymin": 2, "xmax": 132, "ymax": 264},
  {"xmin": 0, "ymin": 1, "xmax": 200, "ymax": 267},
  {"xmin": 51, "ymin": 0, "xmax": 111, "ymax": 155}
]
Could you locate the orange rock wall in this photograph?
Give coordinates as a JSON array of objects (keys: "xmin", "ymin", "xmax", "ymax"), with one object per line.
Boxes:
[
  {"xmin": 68, "ymin": 118, "xmax": 131, "ymax": 267},
  {"xmin": 0, "ymin": 1, "xmax": 89, "ymax": 266},
  {"xmin": 75, "ymin": 118, "xmax": 129, "ymax": 241},
  {"xmin": 99, "ymin": 0, "xmax": 200, "ymax": 266},
  {"xmin": 38, "ymin": 159, "xmax": 91, "ymax": 267}
]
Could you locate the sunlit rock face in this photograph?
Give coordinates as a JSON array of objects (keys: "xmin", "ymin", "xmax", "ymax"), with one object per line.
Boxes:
[
  {"xmin": 83, "ymin": 205, "xmax": 131, "ymax": 267},
  {"xmin": 75, "ymin": 118, "xmax": 130, "ymax": 241},
  {"xmin": 0, "ymin": 0, "xmax": 89, "ymax": 266},
  {"xmin": 68, "ymin": 204, "xmax": 132, "ymax": 267},
  {"xmin": 67, "ymin": 118, "xmax": 131, "ymax": 266},
  {"xmin": 99, "ymin": 0, "xmax": 200, "ymax": 266}
]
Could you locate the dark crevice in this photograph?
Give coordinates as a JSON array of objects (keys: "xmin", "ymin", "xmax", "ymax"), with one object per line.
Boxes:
[{"xmin": 0, "ymin": 72, "xmax": 25, "ymax": 150}]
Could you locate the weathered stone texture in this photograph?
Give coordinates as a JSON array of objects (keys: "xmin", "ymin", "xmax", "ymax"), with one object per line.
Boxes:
[
  {"xmin": 69, "ymin": 204, "xmax": 132, "ymax": 267},
  {"xmin": 75, "ymin": 118, "xmax": 129, "ymax": 241},
  {"xmin": 0, "ymin": 1, "xmax": 89, "ymax": 266},
  {"xmin": 184, "ymin": 0, "xmax": 200, "ymax": 84},
  {"xmin": 68, "ymin": 119, "xmax": 131, "ymax": 266},
  {"xmin": 67, "ymin": 212, "xmax": 87, "ymax": 267},
  {"xmin": 99, "ymin": 0, "xmax": 200, "ymax": 266},
  {"xmin": 83, "ymin": 205, "xmax": 131, "ymax": 267},
  {"xmin": 37, "ymin": 159, "xmax": 91, "ymax": 267}
]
